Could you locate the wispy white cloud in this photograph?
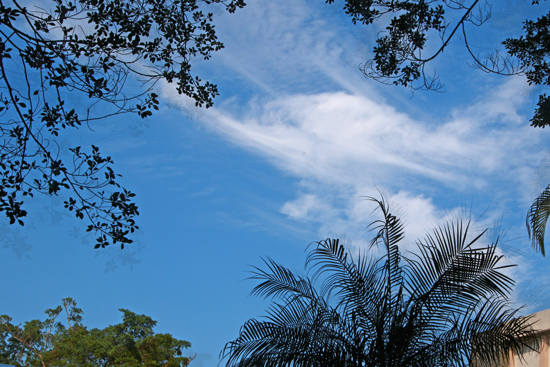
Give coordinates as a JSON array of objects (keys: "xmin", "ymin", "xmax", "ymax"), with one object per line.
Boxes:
[
  {"xmin": 210, "ymin": 0, "xmax": 373, "ymax": 97},
  {"xmin": 204, "ymin": 78, "xmax": 538, "ymax": 184},
  {"xmin": 192, "ymin": 79, "xmax": 544, "ymax": 264},
  {"xmin": 161, "ymin": 0, "xmax": 549, "ymax": 295}
]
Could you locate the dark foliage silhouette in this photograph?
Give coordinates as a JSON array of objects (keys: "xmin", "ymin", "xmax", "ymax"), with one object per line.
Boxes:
[
  {"xmin": 327, "ymin": 0, "xmax": 550, "ymax": 127},
  {"xmin": 223, "ymin": 197, "xmax": 535, "ymax": 367},
  {"xmin": 0, "ymin": 0, "xmax": 244, "ymax": 248}
]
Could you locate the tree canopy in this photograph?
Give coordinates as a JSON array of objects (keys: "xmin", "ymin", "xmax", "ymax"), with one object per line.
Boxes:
[
  {"xmin": 0, "ymin": 0, "xmax": 244, "ymax": 249},
  {"xmin": 223, "ymin": 197, "xmax": 535, "ymax": 367},
  {"xmin": 327, "ymin": 0, "xmax": 550, "ymax": 127},
  {"xmin": 0, "ymin": 298, "xmax": 192, "ymax": 367}
]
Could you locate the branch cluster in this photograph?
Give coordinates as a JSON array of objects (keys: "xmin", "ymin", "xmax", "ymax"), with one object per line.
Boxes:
[
  {"xmin": 330, "ymin": 0, "xmax": 550, "ymax": 126},
  {"xmin": 0, "ymin": 0, "xmax": 245, "ymax": 248}
]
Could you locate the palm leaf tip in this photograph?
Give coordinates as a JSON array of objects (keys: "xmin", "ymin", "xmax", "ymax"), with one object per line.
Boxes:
[{"xmin": 526, "ymin": 184, "xmax": 550, "ymax": 256}]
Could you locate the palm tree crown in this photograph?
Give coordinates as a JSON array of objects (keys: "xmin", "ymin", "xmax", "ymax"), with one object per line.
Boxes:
[{"xmin": 223, "ymin": 197, "xmax": 535, "ymax": 367}]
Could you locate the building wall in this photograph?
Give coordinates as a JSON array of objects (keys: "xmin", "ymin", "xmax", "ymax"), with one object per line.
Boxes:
[
  {"xmin": 513, "ymin": 338, "xmax": 544, "ymax": 367},
  {"xmin": 498, "ymin": 308, "xmax": 550, "ymax": 367}
]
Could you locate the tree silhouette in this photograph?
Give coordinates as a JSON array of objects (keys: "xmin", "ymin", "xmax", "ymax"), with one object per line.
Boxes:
[
  {"xmin": 223, "ymin": 197, "xmax": 535, "ymax": 367},
  {"xmin": 0, "ymin": 0, "xmax": 244, "ymax": 248},
  {"xmin": 328, "ymin": 0, "xmax": 550, "ymax": 127}
]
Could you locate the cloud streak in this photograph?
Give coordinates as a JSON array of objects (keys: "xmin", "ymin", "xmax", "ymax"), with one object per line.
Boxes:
[
  {"xmin": 198, "ymin": 76, "xmax": 539, "ymax": 242},
  {"xmin": 207, "ymin": 78, "xmax": 536, "ymax": 183},
  {"xmin": 161, "ymin": 0, "xmax": 549, "ymax": 299}
]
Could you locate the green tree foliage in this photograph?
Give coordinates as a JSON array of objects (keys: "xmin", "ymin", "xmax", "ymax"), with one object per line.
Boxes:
[
  {"xmin": 0, "ymin": 298, "xmax": 192, "ymax": 367},
  {"xmin": 0, "ymin": 0, "xmax": 245, "ymax": 249},
  {"xmin": 327, "ymin": 0, "xmax": 550, "ymax": 127},
  {"xmin": 223, "ymin": 198, "xmax": 535, "ymax": 367}
]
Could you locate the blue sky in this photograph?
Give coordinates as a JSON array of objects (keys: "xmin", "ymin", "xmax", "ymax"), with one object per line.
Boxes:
[{"xmin": 2, "ymin": 0, "xmax": 550, "ymax": 366}]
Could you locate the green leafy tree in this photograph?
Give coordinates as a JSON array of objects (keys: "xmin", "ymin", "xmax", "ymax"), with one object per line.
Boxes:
[
  {"xmin": 0, "ymin": 298, "xmax": 192, "ymax": 367},
  {"xmin": 223, "ymin": 197, "xmax": 535, "ymax": 367},
  {"xmin": 0, "ymin": 0, "xmax": 245, "ymax": 249}
]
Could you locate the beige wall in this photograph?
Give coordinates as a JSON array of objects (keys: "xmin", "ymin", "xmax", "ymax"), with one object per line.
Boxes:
[
  {"xmin": 513, "ymin": 338, "xmax": 543, "ymax": 367},
  {"xmin": 531, "ymin": 309, "xmax": 550, "ymax": 332},
  {"xmin": 498, "ymin": 308, "xmax": 550, "ymax": 367}
]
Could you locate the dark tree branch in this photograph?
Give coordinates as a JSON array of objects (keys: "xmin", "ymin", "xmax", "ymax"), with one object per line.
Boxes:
[{"xmin": 0, "ymin": 0, "xmax": 245, "ymax": 248}]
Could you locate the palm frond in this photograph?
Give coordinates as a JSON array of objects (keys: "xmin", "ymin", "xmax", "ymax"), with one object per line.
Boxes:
[
  {"xmin": 468, "ymin": 301, "xmax": 535, "ymax": 366},
  {"xmin": 249, "ymin": 257, "xmax": 317, "ymax": 302},
  {"xmin": 406, "ymin": 220, "xmax": 514, "ymax": 315},
  {"xmin": 223, "ymin": 196, "xmax": 534, "ymax": 367},
  {"xmin": 365, "ymin": 196, "xmax": 406, "ymax": 319},
  {"xmin": 527, "ymin": 184, "xmax": 550, "ymax": 255},
  {"xmin": 222, "ymin": 287, "xmax": 353, "ymax": 367},
  {"xmin": 306, "ymin": 238, "xmax": 385, "ymax": 326}
]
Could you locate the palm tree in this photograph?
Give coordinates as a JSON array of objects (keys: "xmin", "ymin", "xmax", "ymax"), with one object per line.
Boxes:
[
  {"xmin": 223, "ymin": 197, "xmax": 535, "ymax": 367},
  {"xmin": 527, "ymin": 185, "xmax": 550, "ymax": 255}
]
